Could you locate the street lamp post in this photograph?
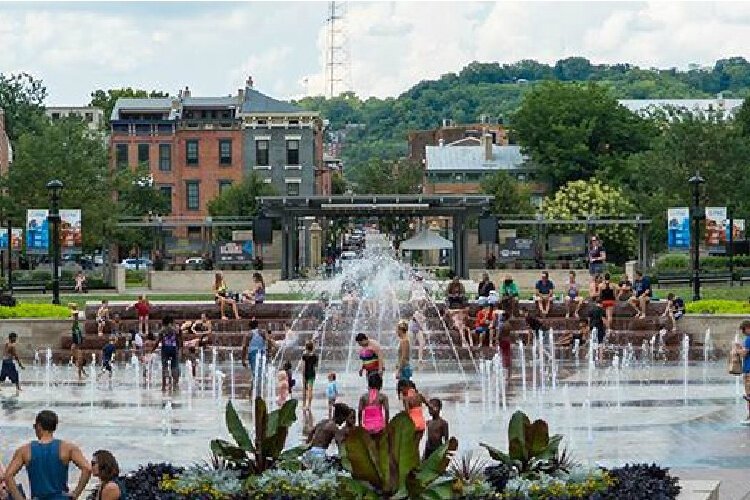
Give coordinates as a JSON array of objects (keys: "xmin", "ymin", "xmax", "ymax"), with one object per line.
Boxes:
[
  {"xmin": 688, "ymin": 171, "xmax": 705, "ymax": 302},
  {"xmin": 46, "ymin": 180, "xmax": 64, "ymax": 305}
]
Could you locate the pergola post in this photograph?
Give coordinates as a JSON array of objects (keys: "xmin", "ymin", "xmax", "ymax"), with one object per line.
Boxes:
[
  {"xmin": 281, "ymin": 215, "xmax": 297, "ymax": 280},
  {"xmin": 452, "ymin": 213, "xmax": 469, "ymax": 278}
]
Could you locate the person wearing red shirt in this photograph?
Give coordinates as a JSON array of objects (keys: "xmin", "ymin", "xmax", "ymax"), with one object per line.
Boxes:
[
  {"xmin": 474, "ymin": 300, "xmax": 492, "ymax": 347},
  {"xmin": 129, "ymin": 295, "xmax": 151, "ymax": 336}
]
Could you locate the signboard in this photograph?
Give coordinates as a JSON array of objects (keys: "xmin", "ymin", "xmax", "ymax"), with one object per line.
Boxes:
[
  {"xmin": 498, "ymin": 238, "xmax": 535, "ymax": 261},
  {"xmin": 60, "ymin": 209, "xmax": 82, "ymax": 254},
  {"xmin": 667, "ymin": 207, "xmax": 690, "ymax": 250},
  {"xmin": 26, "ymin": 209, "xmax": 49, "ymax": 254},
  {"xmin": 705, "ymin": 207, "xmax": 728, "ymax": 253},
  {"xmin": 498, "ymin": 229, "xmax": 516, "ymax": 242},
  {"xmin": 215, "ymin": 241, "xmax": 253, "ymax": 263},
  {"xmin": 728, "ymin": 219, "xmax": 746, "ymax": 241},
  {"xmin": 0, "ymin": 228, "xmax": 22, "ymax": 251},
  {"xmin": 548, "ymin": 234, "xmax": 586, "ymax": 256}
]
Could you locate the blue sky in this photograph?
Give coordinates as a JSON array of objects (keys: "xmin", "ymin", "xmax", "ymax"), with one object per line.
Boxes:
[{"xmin": 2, "ymin": 1, "xmax": 750, "ymax": 105}]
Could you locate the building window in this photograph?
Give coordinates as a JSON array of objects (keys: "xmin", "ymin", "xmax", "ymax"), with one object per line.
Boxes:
[
  {"xmin": 51, "ymin": 113, "xmax": 60, "ymax": 120},
  {"xmin": 159, "ymin": 186, "xmax": 172, "ymax": 214},
  {"xmin": 159, "ymin": 144, "xmax": 172, "ymax": 171},
  {"xmin": 256, "ymin": 140, "xmax": 269, "ymax": 166},
  {"xmin": 186, "ymin": 181, "xmax": 200, "ymax": 210},
  {"xmin": 219, "ymin": 139, "xmax": 232, "ymax": 165},
  {"xmin": 137, "ymin": 143, "xmax": 150, "ymax": 166},
  {"xmin": 286, "ymin": 140, "xmax": 299, "ymax": 165},
  {"xmin": 286, "ymin": 182, "xmax": 300, "ymax": 196},
  {"xmin": 115, "ymin": 144, "xmax": 128, "ymax": 169},
  {"xmin": 85, "ymin": 112, "xmax": 93, "ymax": 122},
  {"xmin": 187, "ymin": 226, "xmax": 202, "ymax": 239},
  {"xmin": 186, "ymin": 140, "xmax": 199, "ymax": 166},
  {"xmin": 219, "ymin": 180, "xmax": 233, "ymax": 194}
]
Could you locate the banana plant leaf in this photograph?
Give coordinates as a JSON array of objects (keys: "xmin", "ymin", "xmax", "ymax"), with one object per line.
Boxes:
[
  {"xmin": 388, "ymin": 412, "xmax": 421, "ymax": 492},
  {"xmin": 225, "ymin": 400, "xmax": 254, "ymax": 452},
  {"xmin": 344, "ymin": 426, "xmax": 386, "ymax": 489},
  {"xmin": 210, "ymin": 439, "xmax": 248, "ymax": 463},
  {"xmin": 508, "ymin": 411, "xmax": 530, "ymax": 462},
  {"xmin": 526, "ymin": 419, "xmax": 550, "ymax": 458}
]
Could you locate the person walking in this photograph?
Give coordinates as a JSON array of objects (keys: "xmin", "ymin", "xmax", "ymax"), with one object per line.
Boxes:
[
  {"xmin": 152, "ymin": 316, "xmax": 182, "ymax": 392},
  {"xmin": 296, "ymin": 341, "xmax": 318, "ymax": 410},
  {"xmin": 1, "ymin": 332, "xmax": 24, "ymax": 393},
  {"xmin": 4, "ymin": 410, "xmax": 92, "ymax": 500},
  {"xmin": 395, "ymin": 321, "xmax": 412, "ymax": 381},
  {"xmin": 409, "ymin": 308, "xmax": 427, "ymax": 368},
  {"xmin": 91, "ymin": 450, "xmax": 122, "ymax": 500},
  {"xmin": 74, "ymin": 271, "xmax": 86, "ymax": 294},
  {"xmin": 599, "ymin": 274, "xmax": 617, "ymax": 331},
  {"xmin": 241, "ymin": 319, "xmax": 274, "ymax": 395}
]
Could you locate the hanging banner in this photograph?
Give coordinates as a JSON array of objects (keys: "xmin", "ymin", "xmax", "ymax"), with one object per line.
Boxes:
[
  {"xmin": 705, "ymin": 207, "xmax": 728, "ymax": 254},
  {"xmin": 60, "ymin": 209, "xmax": 82, "ymax": 254},
  {"xmin": 0, "ymin": 228, "xmax": 23, "ymax": 251},
  {"xmin": 26, "ymin": 209, "xmax": 49, "ymax": 254},
  {"xmin": 667, "ymin": 208, "xmax": 690, "ymax": 250},
  {"xmin": 728, "ymin": 219, "xmax": 746, "ymax": 242}
]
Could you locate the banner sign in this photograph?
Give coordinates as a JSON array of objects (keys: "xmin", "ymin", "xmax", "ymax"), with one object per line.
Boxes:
[
  {"xmin": 667, "ymin": 208, "xmax": 690, "ymax": 250},
  {"xmin": 60, "ymin": 209, "xmax": 82, "ymax": 254},
  {"xmin": 498, "ymin": 238, "xmax": 535, "ymax": 261},
  {"xmin": 705, "ymin": 207, "xmax": 728, "ymax": 253},
  {"xmin": 547, "ymin": 234, "xmax": 586, "ymax": 256},
  {"xmin": 728, "ymin": 219, "xmax": 746, "ymax": 242},
  {"xmin": 215, "ymin": 241, "xmax": 253, "ymax": 263},
  {"xmin": 26, "ymin": 209, "xmax": 49, "ymax": 254},
  {"xmin": 0, "ymin": 228, "xmax": 23, "ymax": 251}
]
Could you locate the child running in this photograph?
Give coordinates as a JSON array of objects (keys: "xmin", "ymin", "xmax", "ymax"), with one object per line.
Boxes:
[
  {"xmin": 100, "ymin": 337, "xmax": 116, "ymax": 383},
  {"xmin": 358, "ymin": 372, "xmax": 389, "ymax": 435},
  {"xmin": 297, "ymin": 341, "xmax": 318, "ymax": 410},
  {"xmin": 424, "ymin": 398, "xmax": 449, "ymax": 460},
  {"xmin": 1, "ymin": 332, "xmax": 24, "ymax": 392},
  {"xmin": 326, "ymin": 373, "xmax": 339, "ymax": 418}
]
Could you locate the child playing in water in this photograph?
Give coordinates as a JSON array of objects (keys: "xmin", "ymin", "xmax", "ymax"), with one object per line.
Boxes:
[
  {"xmin": 398, "ymin": 379, "xmax": 430, "ymax": 447},
  {"xmin": 96, "ymin": 300, "xmax": 110, "ymax": 336},
  {"xmin": 71, "ymin": 312, "xmax": 86, "ymax": 380},
  {"xmin": 358, "ymin": 372, "xmax": 389, "ymax": 435},
  {"xmin": 296, "ymin": 341, "xmax": 318, "ymax": 410},
  {"xmin": 326, "ymin": 372, "xmax": 339, "ymax": 418},
  {"xmin": 276, "ymin": 370, "xmax": 289, "ymax": 407},
  {"xmin": 1, "ymin": 332, "xmax": 25, "ymax": 392},
  {"xmin": 101, "ymin": 337, "xmax": 116, "ymax": 382},
  {"xmin": 282, "ymin": 361, "xmax": 295, "ymax": 396},
  {"xmin": 128, "ymin": 294, "xmax": 151, "ymax": 336},
  {"xmin": 424, "ymin": 398, "xmax": 449, "ymax": 460}
]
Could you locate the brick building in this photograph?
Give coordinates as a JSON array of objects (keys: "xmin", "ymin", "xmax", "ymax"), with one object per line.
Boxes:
[
  {"xmin": 0, "ymin": 108, "xmax": 11, "ymax": 175},
  {"xmin": 408, "ymin": 119, "xmax": 509, "ymax": 166}
]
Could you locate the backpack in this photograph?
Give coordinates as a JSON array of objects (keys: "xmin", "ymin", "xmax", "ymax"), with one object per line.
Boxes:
[{"xmin": 362, "ymin": 389, "xmax": 385, "ymax": 433}]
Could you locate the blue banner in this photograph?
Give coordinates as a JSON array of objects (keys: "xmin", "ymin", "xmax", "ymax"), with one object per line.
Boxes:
[
  {"xmin": 667, "ymin": 208, "xmax": 690, "ymax": 250},
  {"xmin": 26, "ymin": 209, "xmax": 49, "ymax": 254}
]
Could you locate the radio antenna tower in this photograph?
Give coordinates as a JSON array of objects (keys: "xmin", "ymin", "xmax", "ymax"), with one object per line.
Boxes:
[{"xmin": 325, "ymin": 1, "xmax": 352, "ymax": 98}]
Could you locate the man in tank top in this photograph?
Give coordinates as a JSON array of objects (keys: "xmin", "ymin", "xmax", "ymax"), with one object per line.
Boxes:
[{"xmin": 4, "ymin": 410, "xmax": 91, "ymax": 500}]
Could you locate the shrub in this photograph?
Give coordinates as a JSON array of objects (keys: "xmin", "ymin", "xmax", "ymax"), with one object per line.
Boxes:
[
  {"xmin": 601, "ymin": 463, "xmax": 680, "ymax": 499},
  {"xmin": 656, "ymin": 254, "xmax": 690, "ymax": 271},
  {"xmin": 685, "ymin": 300, "xmax": 750, "ymax": 315},
  {"xmin": 0, "ymin": 303, "xmax": 71, "ymax": 318},
  {"xmin": 246, "ymin": 469, "xmax": 340, "ymax": 500},
  {"xmin": 30, "ymin": 270, "xmax": 52, "ymax": 282},
  {"xmin": 125, "ymin": 269, "xmax": 147, "ymax": 284},
  {"xmin": 161, "ymin": 464, "xmax": 243, "ymax": 499},
  {"xmin": 119, "ymin": 462, "xmax": 184, "ymax": 499}
]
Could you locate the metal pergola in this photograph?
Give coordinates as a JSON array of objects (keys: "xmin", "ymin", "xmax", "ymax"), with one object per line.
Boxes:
[{"xmin": 258, "ymin": 195, "xmax": 493, "ymax": 279}]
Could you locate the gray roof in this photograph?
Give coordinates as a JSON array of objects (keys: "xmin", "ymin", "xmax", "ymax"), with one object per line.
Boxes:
[
  {"xmin": 241, "ymin": 88, "xmax": 303, "ymax": 114},
  {"xmin": 619, "ymin": 99, "xmax": 744, "ymax": 115},
  {"xmin": 182, "ymin": 96, "xmax": 238, "ymax": 108},
  {"xmin": 110, "ymin": 98, "xmax": 173, "ymax": 120},
  {"xmin": 425, "ymin": 144, "xmax": 526, "ymax": 171}
]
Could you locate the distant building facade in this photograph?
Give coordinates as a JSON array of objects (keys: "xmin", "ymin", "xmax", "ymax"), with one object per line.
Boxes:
[
  {"xmin": 408, "ymin": 118, "xmax": 509, "ymax": 166},
  {"xmin": 0, "ymin": 108, "xmax": 11, "ymax": 175},
  {"xmin": 618, "ymin": 98, "xmax": 744, "ymax": 117},
  {"xmin": 238, "ymin": 79, "xmax": 324, "ymax": 196},
  {"xmin": 46, "ymin": 106, "xmax": 104, "ymax": 130},
  {"xmin": 423, "ymin": 134, "xmax": 543, "ymax": 206}
]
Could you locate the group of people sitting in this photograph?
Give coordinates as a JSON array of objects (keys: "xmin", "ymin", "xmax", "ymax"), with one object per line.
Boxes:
[{"xmin": 213, "ymin": 271, "xmax": 266, "ymax": 320}]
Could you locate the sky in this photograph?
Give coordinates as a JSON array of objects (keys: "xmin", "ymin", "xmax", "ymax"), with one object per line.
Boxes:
[{"xmin": 3, "ymin": 1, "xmax": 750, "ymax": 105}]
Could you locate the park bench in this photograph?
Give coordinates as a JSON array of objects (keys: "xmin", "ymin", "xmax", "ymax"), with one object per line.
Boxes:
[
  {"xmin": 656, "ymin": 271, "xmax": 732, "ymax": 288},
  {"xmin": 9, "ymin": 281, "xmax": 48, "ymax": 293},
  {"xmin": 738, "ymin": 269, "xmax": 750, "ymax": 286}
]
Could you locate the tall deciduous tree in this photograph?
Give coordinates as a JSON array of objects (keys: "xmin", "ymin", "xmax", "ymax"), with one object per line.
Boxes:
[
  {"xmin": 513, "ymin": 81, "xmax": 655, "ymax": 189},
  {"xmin": 350, "ymin": 158, "xmax": 423, "ymax": 194},
  {"xmin": 0, "ymin": 72, "xmax": 47, "ymax": 141},
  {"xmin": 480, "ymin": 171, "xmax": 534, "ymax": 215},
  {"xmin": 207, "ymin": 174, "xmax": 275, "ymax": 241}
]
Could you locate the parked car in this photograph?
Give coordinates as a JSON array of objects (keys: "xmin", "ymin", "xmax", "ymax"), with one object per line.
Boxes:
[
  {"xmin": 185, "ymin": 257, "xmax": 204, "ymax": 265},
  {"xmin": 120, "ymin": 258, "xmax": 153, "ymax": 270}
]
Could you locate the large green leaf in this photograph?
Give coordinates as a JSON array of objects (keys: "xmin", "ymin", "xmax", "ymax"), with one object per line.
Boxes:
[
  {"xmin": 526, "ymin": 419, "xmax": 550, "ymax": 458},
  {"xmin": 405, "ymin": 437, "xmax": 458, "ymax": 498},
  {"xmin": 224, "ymin": 402, "xmax": 254, "ymax": 452},
  {"xmin": 388, "ymin": 412, "xmax": 421, "ymax": 493},
  {"xmin": 254, "ymin": 397, "xmax": 269, "ymax": 471},
  {"xmin": 507, "ymin": 411, "xmax": 530, "ymax": 462},
  {"xmin": 479, "ymin": 443, "xmax": 511, "ymax": 464},
  {"xmin": 537, "ymin": 434, "xmax": 563, "ymax": 461},
  {"xmin": 343, "ymin": 426, "xmax": 385, "ymax": 489},
  {"xmin": 210, "ymin": 439, "xmax": 248, "ymax": 463}
]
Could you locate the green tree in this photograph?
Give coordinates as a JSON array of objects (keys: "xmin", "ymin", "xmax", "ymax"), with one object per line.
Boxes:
[
  {"xmin": 5, "ymin": 118, "xmax": 111, "ymax": 250},
  {"xmin": 89, "ymin": 88, "xmax": 169, "ymax": 126},
  {"xmin": 350, "ymin": 158, "xmax": 423, "ymax": 194},
  {"xmin": 541, "ymin": 179, "xmax": 637, "ymax": 264},
  {"xmin": 513, "ymin": 81, "xmax": 655, "ymax": 189},
  {"xmin": 207, "ymin": 173, "xmax": 275, "ymax": 218},
  {"xmin": 331, "ymin": 171, "xmax": 348, "ymax": 195},
  {"xmin": 0, "ymin": 72, "xmax": 47, "ymax": 141},
  {"xmin": 480, "ymin": 171, "xmax": 534, "ymax": 215}
]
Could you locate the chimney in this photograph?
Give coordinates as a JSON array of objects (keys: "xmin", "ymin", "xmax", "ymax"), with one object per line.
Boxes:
[
  {"xmin": 246, "ymin": 76, "xmax": 254, "ymax": 89},
  {"xmin": 238, "ymin": 88, "xmax": 245, "ymax": 101},
  {"xmin": 483, "ymin": 133, "xmax": 493, "ymax": 161},
  {"xmin": 183, "ymin": 86, "xmax": 191, "ymax": 98}
]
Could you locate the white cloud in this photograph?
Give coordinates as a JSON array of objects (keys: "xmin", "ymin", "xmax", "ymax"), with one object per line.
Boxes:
[{"xmin": 2, "ymin": 2, "xmax": 750, "ymax": 105}]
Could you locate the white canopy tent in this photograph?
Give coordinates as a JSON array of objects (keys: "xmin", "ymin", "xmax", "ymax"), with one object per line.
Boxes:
[{"xmin": 399, "ymin": 228, "xmax": 453, "ymax": 251}]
